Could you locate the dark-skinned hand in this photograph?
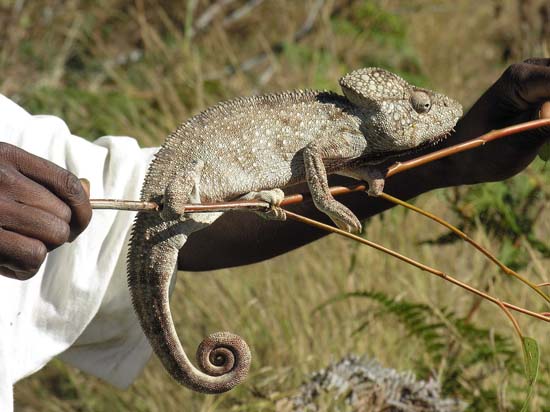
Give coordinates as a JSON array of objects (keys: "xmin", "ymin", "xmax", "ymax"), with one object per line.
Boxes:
[
  {"xmin": 178, "ymin": 58, "xmax": 550, "ymax": 271},
  {"xmin": 0, "ymin": 143, "xmax": 91, "ymax": 280}
]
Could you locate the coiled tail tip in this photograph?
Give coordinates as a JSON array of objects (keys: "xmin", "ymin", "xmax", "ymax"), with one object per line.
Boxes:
[{"xmin": 195, "ymin": 331, "xmax": 252, "ymax": 393}]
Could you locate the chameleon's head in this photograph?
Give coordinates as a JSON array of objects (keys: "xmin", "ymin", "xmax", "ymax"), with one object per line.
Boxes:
[{"xmin": 339, "ymin": 67, "xmax": 462, "ymax": 153}]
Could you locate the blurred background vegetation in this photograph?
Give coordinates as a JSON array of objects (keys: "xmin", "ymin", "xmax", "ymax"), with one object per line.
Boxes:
[{"xmin": 1, "ymin": 0, "xmax": 549, "ymax": 410}]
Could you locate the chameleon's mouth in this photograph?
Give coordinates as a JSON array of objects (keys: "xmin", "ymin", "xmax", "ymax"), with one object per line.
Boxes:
[{"xmin": 367, "ymin": 128, "xmax": 454, "ymax": 163}]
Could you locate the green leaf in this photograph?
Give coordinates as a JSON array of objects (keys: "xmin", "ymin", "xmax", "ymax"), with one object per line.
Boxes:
[
  {"xmin": 539, "ymin": 141, "xmax": 550, "ymax": 161},
  {"xmin": 520, "ymin": 336, "xmax": 540, "ymax": 412}
]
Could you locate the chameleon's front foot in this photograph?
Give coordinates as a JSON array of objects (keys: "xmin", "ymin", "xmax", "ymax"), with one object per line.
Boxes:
[
  {"xmin": 344, "ymin": 166, "xmax": 386, "ymax": 196},
  {"xmin": 365, "ymin": 175, "xmax": 385, "ymax": 197},
  {"xmin": 317, "ymin": 198, "xmax": 362, "ymax": 233},
  {"xmin": 239, "ymin": 188, "xmax": 287, "ymax": 221}
]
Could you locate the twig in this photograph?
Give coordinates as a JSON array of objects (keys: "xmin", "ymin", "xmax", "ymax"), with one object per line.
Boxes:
[
  {"xmin": 90, "ymin": 198, "xmax": 269, "ymax": 213},
  {"xmin": 377, "ymin": 192, "xmax": 550, "ymax": 304},
  {"xmin": 385, "ymin": 118, "xmax": 550, "ymax": 178},
  {"xmin": 90, "ymin": 118, "xmax": 550, "ymax": 212},
  {"xmin": 91, "ymin": 199, "xmax": 159, "ymax": 212},
  {"xmin": 86, "ymin": 119, "xmax": 550, "ymax": 328},
  {"xmin": 282, "ymin": 209, "xmax": 550, "ymax": 323}
]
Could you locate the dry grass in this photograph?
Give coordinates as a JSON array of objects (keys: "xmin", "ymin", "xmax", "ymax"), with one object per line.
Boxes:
[{"xmin": 1, "ymin": 0, "xmax": 548, "ymax": 410}]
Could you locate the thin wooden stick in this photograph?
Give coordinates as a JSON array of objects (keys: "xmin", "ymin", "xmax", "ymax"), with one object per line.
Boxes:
[
  {"xmin": 89, "ymin": 198, "xmax": 270, "ymax": 213},
  {"xmin": 90, "ymin": 199, "xmax": 160, "ymax": 212},
  {"xmin": 386, "ymin": 118, "xmax": 550, "ymax": 178},
  {"xmin": 90, "ymin": 118, "xmax": 550, "ymax": 212}
]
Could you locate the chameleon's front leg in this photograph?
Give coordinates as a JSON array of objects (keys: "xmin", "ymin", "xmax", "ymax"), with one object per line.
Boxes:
[{"xmin": 303, "ymin": 135, "xmax": 365, "ymax": 233}]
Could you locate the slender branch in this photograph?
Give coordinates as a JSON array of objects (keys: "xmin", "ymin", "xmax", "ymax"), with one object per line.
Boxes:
[
  {"xmin": 386, "ymin": 118, "xmax": 550, "ymax": 178},
  {"xmin": 282, "ymin": 209, "xmax": 550, "ymax": 323},
  {"xmin": 90, "ymin": 199, "xmax": 160, "ymax": 212},
  {"xmin": 378, "ymin": 192, "xmax": 550, "ymax": 304},
  {"xmin": 86, "ymin": 118, "xmax": 550, "ymax": 327},
  {"xmin": 89, "ymin": 198, "xmax": 269, "ymax": 212},
  {"xmin": 89, "ymin": 118, "xmax": 550, "ymax": 212}
]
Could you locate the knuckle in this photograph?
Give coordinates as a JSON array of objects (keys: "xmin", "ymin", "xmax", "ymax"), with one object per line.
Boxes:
[
  {"xmin": 504, "ymin": 63, "xmax": 527, "ymax": 83},
  {"xmin": 0, "ymin": 142, "xmax": 15, "ymax": 159},
  {"xmin": 27, "ymin": 241, "xmax": 47, "ymax": 271},
  {"xmin": 50, "ymin": 220, "xmax": 71, "ymax": 246},
  {"xmin": 522, "ymin": 57, "xmax": 550, "ymax": 66},
  {"xmin": 63, "ymin": 172, "xmax": 84, "ymax": 199},
  {"xmin": 54, "ymin": 202, "xmax": 72, "ymax": 223},
  {"xmin": 0, "ymin": 163, "xmax": 17, "ymax": 187}
]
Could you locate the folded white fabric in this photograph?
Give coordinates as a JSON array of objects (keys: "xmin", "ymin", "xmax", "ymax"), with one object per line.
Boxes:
[{"xmin": 0, "ymin": 94, "xmax": 159, "ymax": 410}]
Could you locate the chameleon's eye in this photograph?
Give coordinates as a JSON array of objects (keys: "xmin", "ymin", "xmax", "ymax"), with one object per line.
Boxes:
[{"xmin": 410, "ymin": 91, "xmax": 431, "ymax": 113}]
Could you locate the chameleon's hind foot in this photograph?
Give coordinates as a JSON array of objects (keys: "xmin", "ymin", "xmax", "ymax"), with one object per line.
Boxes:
[
  {"xmin": 160, "ymin": 160, "xmax": 204, "ymax": 221},
  {"xmin": 239, "ymin": 188, "xmax": 286, "ymax": 221}
]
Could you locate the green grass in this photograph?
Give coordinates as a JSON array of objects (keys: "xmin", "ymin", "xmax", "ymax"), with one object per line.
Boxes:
[{"xmin": 1, "ymin": 1, "xmax": 549, "ymax": 410}]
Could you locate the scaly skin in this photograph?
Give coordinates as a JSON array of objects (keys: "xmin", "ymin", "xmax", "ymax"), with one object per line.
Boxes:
[{"xmin": 127, "ymin": 68, "xmax": 462, "ymax": 393}]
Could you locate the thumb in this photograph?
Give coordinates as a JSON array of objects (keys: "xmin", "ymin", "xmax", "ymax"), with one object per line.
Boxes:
[
  {"xmin": 79, "ymin": 178, "xmax": 90, "ymax": 199},
  {"xmin": 539, "ymin": 101, "xmax": 550, "ymax": 119}
]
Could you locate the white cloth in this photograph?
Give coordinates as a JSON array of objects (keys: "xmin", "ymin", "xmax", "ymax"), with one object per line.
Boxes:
[{"xmin": 0, "ymin": 94, "xmax": 160, "ymax": 410}]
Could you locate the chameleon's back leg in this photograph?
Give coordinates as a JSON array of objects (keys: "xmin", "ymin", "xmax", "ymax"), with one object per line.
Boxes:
[
  {"xmin": 160, "ymin": 159, "xmax": 203, "ymax": 221},
  {"xmin": 239, "ymin": 188, "xmax": 287, "ymax": 220}
]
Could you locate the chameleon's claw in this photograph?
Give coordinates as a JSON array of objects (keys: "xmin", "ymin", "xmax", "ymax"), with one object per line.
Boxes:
[
  {"xmin": 331, "ymin": 213, "xmax": 362, "ymax": 234},
  {"xmin": 263, "ymin": 205, "xmax": 287, "ymax": 221}
]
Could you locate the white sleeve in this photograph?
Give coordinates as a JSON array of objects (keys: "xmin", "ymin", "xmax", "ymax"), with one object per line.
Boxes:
[{"xmin": 0, "ymin": 94, "xmax": 159, "ymax": 409}]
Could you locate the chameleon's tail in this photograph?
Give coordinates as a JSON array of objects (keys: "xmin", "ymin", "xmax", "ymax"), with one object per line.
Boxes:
[{"xmin": 127, "ymin": 213, "xmax": 251, "ymax": 394}]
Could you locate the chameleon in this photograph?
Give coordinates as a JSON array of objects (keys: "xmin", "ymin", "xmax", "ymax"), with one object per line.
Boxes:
[{"xmin": 127, "ymin": 67, "xmax": 463, "ymax": 394}]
